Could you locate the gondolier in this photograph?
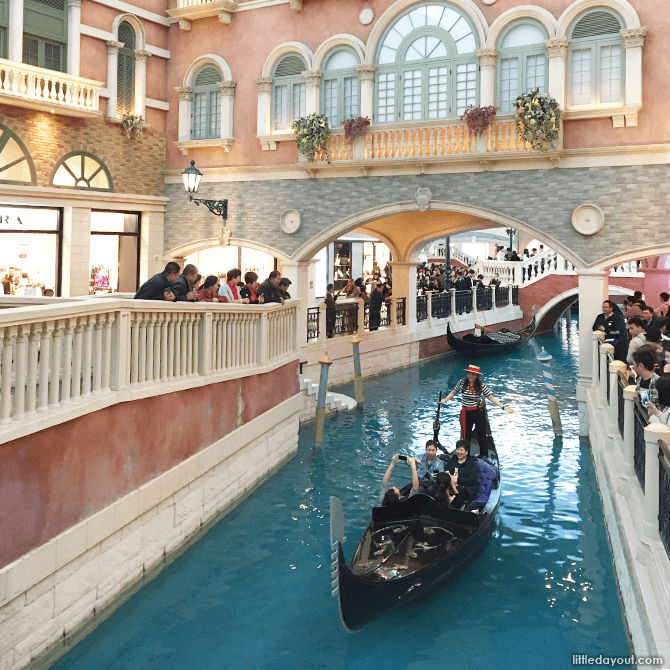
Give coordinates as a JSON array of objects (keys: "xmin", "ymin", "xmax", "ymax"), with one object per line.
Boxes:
[{"xmin": 440, "ymin": 365, "xmax": 514, "ymax": 448}]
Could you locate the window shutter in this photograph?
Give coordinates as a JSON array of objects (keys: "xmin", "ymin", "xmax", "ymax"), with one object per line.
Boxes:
[
  {"xmin": 117, "ymin": 23, "xmax": 136, "ymax": 116},
  {"xmin": 572, "ymin": 12, "xmax": 622, "ymax": 39},
  {"xmin": 194, "ymin": 66, "xmax": 222, "ymax": 87},
  {"xmin": 274, "ymin": 55, "xmax": 306, "ymax": 77},
  {"xmin": 118, "ymin": 22, "xmax": 136, "ymax": 50}
]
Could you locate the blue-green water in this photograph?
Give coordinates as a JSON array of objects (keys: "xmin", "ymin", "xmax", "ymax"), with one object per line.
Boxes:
[{"xmin": 51, "ymin": 318, "xmax": 630, "ymax": 670}]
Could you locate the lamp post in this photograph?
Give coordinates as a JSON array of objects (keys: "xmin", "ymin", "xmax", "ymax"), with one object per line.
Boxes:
[
  {"xmin": 182, "ymin": 160, "xmax": 230, "ymax": 245},
  {"xmin": 505, "ymin": 227, "xmax": 516, "ymax": 251}
]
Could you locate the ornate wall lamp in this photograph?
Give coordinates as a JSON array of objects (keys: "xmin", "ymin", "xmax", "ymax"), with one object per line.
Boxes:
[{"xmin": 182, "ymin": 160, "xmax": 231, "ymax": 246}]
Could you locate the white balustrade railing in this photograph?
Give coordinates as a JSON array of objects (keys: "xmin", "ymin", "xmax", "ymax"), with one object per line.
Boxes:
[
  {"xmin": 0, "ymin": 299, "xmax": 298, "ymax": 432},
  {"xmin": 0, "ymin": 58, "xmax": 102, "ymax": 114}
]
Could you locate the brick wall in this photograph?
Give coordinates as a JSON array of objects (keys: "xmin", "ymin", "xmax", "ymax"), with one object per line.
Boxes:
[{"xmin": 0, "ymin": 106, "xmax": 166, "ymax": 197}]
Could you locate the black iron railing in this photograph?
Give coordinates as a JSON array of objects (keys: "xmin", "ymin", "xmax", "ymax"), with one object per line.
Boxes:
[
  {"xmin": 659, "ymin": 441, "xmax": 670, "ymax": 562},
  {"xmin": 307, "ymin": 307, "xmax": 319, "ymax": 341},
  {"xmin": 416, "ymin": 295, "xmax": 427, "ymax": 322},
  {"xmin": 431, "ymin": 292, "xmax": 451, "ymax": 319},
  {"xmin": 495, "ymin": 287, "xmax": 510, "ymax": 308},
  {"xmin": 617, "ymin": 375, "xmax": 625, "ymax": 438},
  {"xmin": 477, "ymin": 287, "xmax": 492, "ymax": 311},
  {"xmin": 454, "ymin": 290, "xmax": 472, "ymax": 315},
  {"xmin": 512, "ymin": 286, "xmax": 519, "ymax": 305},
  {"xmin": 633, "ymin": 401, "xmax": 648, "ymax": 492},
  {"xmin": 333, "ymin": 303, "xmax": 358, "ymax": 336},
  {"xmin": 363, "ymin": 301, "xmax": 391, "ymax": 330},
  {"xmin": 396, "ymin": 298, "xmax": 406, "ymax": 325}
]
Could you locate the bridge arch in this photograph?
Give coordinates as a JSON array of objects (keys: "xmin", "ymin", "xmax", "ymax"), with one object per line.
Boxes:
[{"xmin": 589, "ymin": 245, "xmax": 670, "ymax": 272}]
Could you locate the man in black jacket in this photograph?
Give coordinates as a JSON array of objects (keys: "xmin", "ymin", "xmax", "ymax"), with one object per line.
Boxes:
[
  {"xmin": 258, "ymin": 270, "xmax": 284, "ymax": 305},
  {"xmin": 134, "ymin": 262, "xmax": 180, "ymax": 300},
  {"xmin": 169, "ymin": 264, "xmax": 199, "ymax": 302}
]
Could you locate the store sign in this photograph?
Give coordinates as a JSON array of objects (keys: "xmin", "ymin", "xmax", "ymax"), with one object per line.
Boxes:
[{"xmin": 0, "ymin": 207, "xmax": 59, "ymax": 232}]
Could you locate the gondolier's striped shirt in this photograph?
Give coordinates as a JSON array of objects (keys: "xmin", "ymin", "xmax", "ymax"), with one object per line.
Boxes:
[{"xmin": 453, "ymin": 379, "xmax": 493, "ymax": 409}]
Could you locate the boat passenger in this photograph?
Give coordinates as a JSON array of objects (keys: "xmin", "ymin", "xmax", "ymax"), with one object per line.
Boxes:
[
  {"xmin": 416, "ymin": 440, "xmax": 445, "ymax": 495},
  {"xmin": 443, "ymin": 440, "xmax": 480, "ymax": 510},
  {"xmin": 439, "ymin": 364, "xmax": 514, "ymax": 449},
  {"xmin": 380, "ymin": 454, "xmax": 420, "ymax": 505}
]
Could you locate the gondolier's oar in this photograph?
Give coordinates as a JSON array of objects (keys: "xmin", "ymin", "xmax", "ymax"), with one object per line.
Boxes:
[{"xmin": 433, "ymin": 391, "xmax": 442, "ymax": 447}]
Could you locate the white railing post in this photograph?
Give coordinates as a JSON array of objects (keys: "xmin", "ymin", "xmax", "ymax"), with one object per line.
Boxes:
[
  {"xmin": 599, "ymin": 343, "xmax": 614, "ymax": 408},
  {"xmin": 592, "ymin": 331, "xmax": 605, "ymax": 389},
  {"xmin": 257, "ymin": 310, "xmax": 269, "ymax": 364},
  {"xmin": 426, "ymin": 291, "xmax": 433, "ymax": 325},
  {"xmin": 450, "ymin": 288, "xmax": 456, "ymax": 318},
  {"xmin": 619, "ymin": 385, "xmax": 637, "ymax": 486},
  {"xmin": 1, "ymin": 326, "xmax": 17, "ymax": 424},
  {"xmin": 38, "ymin": 321, "xmax": 55, "ymax": 412},
  {"xmin": 491, "ymin": 287, "xmax": 498, "ymax": 312},
  {"xmin": 110, "ymin": 310, "xmax": 130, "ymax": 392},
  {"xmin": 13, "ymin": 325, "xmax": 28, "ymax": 420},
  {"xmin": 199, "ymin": 310, "xmax": 212, "ymax": 376},
  {"xmin": 318, "ymin": 302, "xmax": 327, "ymax": 343},
  {"xmin": 389, "ymin": 296, "xmax": 397, "ymax": 330},
  {"xmin": 471, "ymin": 286, "xmax": 478, "ymax": 313},
  {"xmin": 357, "ymin": 298, "xmax": 365, "ymax": 336},
  {"xmin": 49, "ymin": 320, "xmax": 64, "ymax": 409},
  {"xmin": 608, "ymin": 360, "xmax": 626, "ymax": 440}
]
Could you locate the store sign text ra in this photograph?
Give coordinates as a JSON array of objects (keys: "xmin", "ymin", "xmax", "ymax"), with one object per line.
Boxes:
[{"xmin": 0, "ymin": 214, "xmax": 24, "ymax": 226}]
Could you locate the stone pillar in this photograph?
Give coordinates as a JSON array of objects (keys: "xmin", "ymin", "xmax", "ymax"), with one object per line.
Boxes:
[
  {"xmin": 176, "ymin": 86, "xmax": 192, "ymax": 141},
  {"xmin": 255, "ymin": 77, "xmax": 273, "ymax": 139},
  {"xmin": 619, "ymin": 385, "xmax": 637, "ymax": 490},
  {"xmin": 475, "ymin": 48, "xmax": 497, "ymax": 107},
  {"xmin": 106, "ymin": 41, "xmax": 123, "ymax": 119},
  {"xmin": 134, "ymin": 49, "xmax": 152, "ymax": 118},
  {"xmin": 355, "ymin": 64, "xmax": 376, "ymax": 120},
  {"xmin": 576, "ymin": 269, "xmax": 608, "ymax": 435},
  {"xmin": 139, "ymin": 210, "xmax": 166, "ymax": 285},
  {"xmin": 8, "ymin": 0, "xmax": 24, "ymax": 63},
  {"xmin": 621, "ymin": 28, "xmax": 647, "ymax": 110},
  {"xmin": 61, "ymin": 207, "xmax": 91, "ymax": 297},
  {"xmin": 303, "ymin": 70, "xmax": 322, "ymax": 116},
  {"xmin": 390, "ymin": 261, "xmax": 418, "ymax": 330},
  {"xmin": 544, "ymin": 39, "xmax": 569, "ymax": 108},
  {"xmin": 67, "ymin": 0, "xmax": 82, "ymax": 76},
  {"xmin": 609, "ymin": 360, "xmax": 627, "ymax": 443},
  {"xmin": 280, "ymin": 260, "xmax": 318, "ymax": 349},
  {"xmin": 599, "ymin": 342, "xmax": 614, "ymax": 408},
  {"xmin": 219, "ymin": 81, "xmax": 236, "ymax": 139}
]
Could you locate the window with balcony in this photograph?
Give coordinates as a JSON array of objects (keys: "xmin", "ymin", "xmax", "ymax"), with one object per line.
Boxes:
[
  {"xmin": 117, "ymin": 21, "xmax": 136, "ymax": 116},
  {"xmin": 567, "ymin": 9, "xmax": 625, "ymax": 109},
  {"xmin": 320, "ymin": 48, "xmax": 360, "ymax": 127},
  {"xmin": 495, "ymin": 22, "xmax": 548, "ymax": 113},
  {"xmin": 374, "ymin": 3, "xmax": 480, "ymax": 123},
  {"xmin": 23, "ymin": 0, "xmax": 67, "ymax": 72},
  {"xmin": 192, "ymin": 66, "xmax": 221, "ymax": 139},
  {"xmin": 272, "ymin": 54, "xmax": 307, "ymax": 131}
]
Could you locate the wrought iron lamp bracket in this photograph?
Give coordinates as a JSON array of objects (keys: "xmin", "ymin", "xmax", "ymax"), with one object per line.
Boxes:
[{"xmin": 189, "ymin": 195, "xmax": 228, "ymax": 220}]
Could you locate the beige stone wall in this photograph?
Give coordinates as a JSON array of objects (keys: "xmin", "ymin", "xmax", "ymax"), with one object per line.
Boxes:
[{"xmin": 0, "ymin": 106, "xmax": 166, "ymax": 198}]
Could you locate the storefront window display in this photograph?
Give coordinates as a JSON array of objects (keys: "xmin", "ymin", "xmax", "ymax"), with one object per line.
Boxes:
[{"xmin": 0, "ymin": 206, "xmax": 61, "ymax": 296}]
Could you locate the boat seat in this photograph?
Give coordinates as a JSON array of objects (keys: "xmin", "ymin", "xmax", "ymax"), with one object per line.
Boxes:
[{"xmin": 468, "ymin": 460, "xmax": 498, "ymax": 510}]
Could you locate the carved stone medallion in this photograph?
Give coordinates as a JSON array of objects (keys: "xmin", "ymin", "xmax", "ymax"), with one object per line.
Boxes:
[
  {"xmin": 280, "ymin": 209, "xmax": 301, "ymax": 234},
  {"xmin": 572, "ymin": 204, "xmax": 605, "ymax": 236}
]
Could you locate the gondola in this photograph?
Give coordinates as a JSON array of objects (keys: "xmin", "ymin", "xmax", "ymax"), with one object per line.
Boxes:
[
  {"xmin": 446, "ymin": 308, "xmax": 537, "ymax": 356},
  {"xmin": 330, "ymin": 407, "xmax": 501, "ymax": 632}
]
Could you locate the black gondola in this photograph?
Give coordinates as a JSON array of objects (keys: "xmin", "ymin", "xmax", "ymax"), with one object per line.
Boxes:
[
  {"xmin": 330, "ymin": 414, "xmax": 501, "ymax": 632},
  {"xmin": 446, "ymin": 308, "xmax": 537, "ymax": 356}
]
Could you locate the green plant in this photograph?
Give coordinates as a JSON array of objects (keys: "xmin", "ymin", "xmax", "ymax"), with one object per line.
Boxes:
[
  {"xmin": 122, "ymin": 114, "xmax": 144, "ymax": 139},
  {"xmin": 292, "ymin": 113, "xmax": 330, "ymax": 162},
  {"xmin": 342, "ymin": 116, "xmax": 371, "ymax": 145},
  {"xmin": 515, "ymin": 89, "xmax": 560, "ymax": 151},
  {"xmin": 460, "ymin": 105, "xmax": 498, "ymax": 137}
]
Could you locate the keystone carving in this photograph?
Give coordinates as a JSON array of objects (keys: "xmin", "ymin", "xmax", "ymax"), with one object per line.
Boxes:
[
  {"xmin": 255, "ymin": 76, "xmax": 272, "ymax": 93},
  {"xmin": 355, "ymin": 64, "xmax": 376, "ymax": 81},
  {"xmin": 621, "ymin": 27, "xmax": 647, "ymax": 49},
  {"xmin": 475, "ymin": 48, "xmax": 498, "ymax": 67},
  {"xmin": 218, "ymin": 81, "xmax": 237, "ymax": 96},
  {"xmin": 176, "ymin": 86, "xmax": 193, "ymax": 101},
  {"xmin": 416, "ymin": 187, "xmax": 432, "ymax": 212},
  {"xmin": 302, "ymin": 70, "xmax": 322, "ymax": 87},
  {"xmin": 544, "ymin": 39, "xmax": 569, "ymax": 58}
]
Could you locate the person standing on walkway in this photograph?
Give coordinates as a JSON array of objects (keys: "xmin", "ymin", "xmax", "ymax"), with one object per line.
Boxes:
[
  {"xmin": 369, "ymin": 281, "xmax": 385, "ymax": 331},
  {"xmin": 439, "ymin": 365, "xmax": 514, "ymax": 450},
  {"xmin": 593, "ymin": 300, "xmax": 627, "ymax": 362}
]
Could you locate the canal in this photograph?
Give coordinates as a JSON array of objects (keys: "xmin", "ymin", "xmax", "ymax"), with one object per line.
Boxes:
[{"xmin": 51, "ymin": 317, "xmax": 630, "ymax": 670}]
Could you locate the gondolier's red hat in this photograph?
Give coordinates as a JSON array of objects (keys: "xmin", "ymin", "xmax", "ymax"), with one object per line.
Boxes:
[{"xmin": 464, "ymin": 364, "xmax": 482, "ymax": 375}]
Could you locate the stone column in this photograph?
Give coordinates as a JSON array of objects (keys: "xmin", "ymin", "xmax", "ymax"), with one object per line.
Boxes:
[
  {"xmin": 61, "ymin": 207, "xmax": 92, "ymax": 297},
  {"xmin": 576, "ymin": 269, "xmax": 608, "ymax": 435},
  {"xmin": 219, "ymin": 81, "xmax": 236, "ymax": 139},
  {"xmin": 609, "ymin": 360, "xmax": 627, "ymax": 444},
  {"xmin": 106, "ymin": 41, "xmax": 123, "ymax": 119},
  {"xmin": 134, "ymin": 49, "xmax": 152, "ymax": 118},
  {"xmin": 621, "ymin": 28, "xmax": 647, "ymax": 111},
  {"xmin": 280, "ymin": 260, "xmax": 318, "ymax": 349},
  {"xmin": 302, "ymin": 70, "xmax": 322, "ymax": 116},
  {"xmin": 355, "ymin": 64, "xmax": 376, "ymax": 120},
  {"xmin": 599, "ymin": 343, "xmax": 614, "ymax": 408},
  {"xmin": 67, "ymin": 0, "xmax": 82, "ymax": 76},
  {"xmin": 175, "ymin": 86, "xmax": 192, "ymax": 141},
  {"xmin": 619, "ymin": 385, "xmax": 637, "ymax": 487},
  {"xmin": 8, "ymin": 0, "xmax": 24, "ymax": 63},
  {"xmin": 475, "ymin": 48, "xmax": 497, "ymax": 107},
  {"xmin": 389, "ymin": 261, "xmax": 418, "ymax": 330},
  {"xmin": 544, "ymin": 39, "xmax": 569, "ymax": 108},
  {"xmin": 139, "ymin": 210, "xmax": 165, "ymax": 285},
  {"xmin": 255, "ymin": 76, "xmax": 273, "ymax": 145}
]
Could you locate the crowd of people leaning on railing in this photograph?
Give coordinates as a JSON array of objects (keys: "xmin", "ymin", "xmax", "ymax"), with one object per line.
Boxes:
[
  {"xmin": 134, "ymin": 262, "xmax": 292, "ymax": 306},
  {"xmin": 593, "ymin": 290, "xmax": 670, "ymax": 427},
  {"xmin": 416, "ymin": 262, "xmax": 501, "ymax": 295}
]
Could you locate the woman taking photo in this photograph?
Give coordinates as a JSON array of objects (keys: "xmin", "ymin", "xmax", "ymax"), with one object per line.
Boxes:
[{"xmin": 440, "ymin": 364, "xmax": 513, "ymax": 451}]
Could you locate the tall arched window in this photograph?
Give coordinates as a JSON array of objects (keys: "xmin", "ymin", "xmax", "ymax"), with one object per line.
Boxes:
[
  {"xmin": 192, "ymin": 66, "xmax": 221, "ymax": 139},
  {"xmin": 321, "ymin": 48, "xmax": 360, "ymax": 126},
  {"xmin": 568, "ymin": 9, "xmax": 625, "ymax": 108},
  {"xmin": 117, "ymin": 22, "xmax": 136, "ymax": 116},
  {"xmin": 272, "ymin": 54, "xmax": 307, "ymax": 130},
  {"xmin": 375, "ymin": 3, "xmax": 479, "ymax": 123},
  {"xmin": 496, "ymin": 21, "xmax": 548, "ymax": 113}
]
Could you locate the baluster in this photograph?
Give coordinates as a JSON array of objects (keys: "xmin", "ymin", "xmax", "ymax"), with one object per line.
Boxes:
[
  {"xmin": 1, "ymin": 327, "xmax": 18, "ymax": 424},
  {"xmin": 501, "ymin": 123, "xmax": 508, "ymax": 152},
  {"xmin": 517, "ymin": 124, "xmax": 525, "ymax": 150},
  {"xmin": 389, "ymin": 130, "xmax": 395, "ymax": 157},
  {"xmin": 416, "ymin": 129, "xmax": 423, "ymax": 157},
  {"xmin": 81, "ymin": 317, "xmax": 93, "ymax": 398},
  {"xmin": 145, "ymin": 313, "xmax": 155, "ymax": 382},
  {"xmin": 160, "ymin": 315, "xmax": 168, "ymax": 381},
  {"xmin": 137, "ymin": 315, "xmax": 147, "ymax": 384},
  {"xmin": 130, "ymin": 314, "xmax": 140, "ymax": 384},
  {"xmin": 50, "ymin": 321, "xmax": 63, "ymax": 409},
  {"xmin": 86, "ymin": 86, "xmax": 92, "ymax": 108},
  {"xmin": 61, "ymin": 320, "xmax": 74, "ymax": 403},
  {"xmin": 224, "ymin": 316, "xmax": 232, "ymax": 369},
  {"xmin": 25, "ymin": 326, "xmax": 39, "ymax": 415},
  {"xmin": 167, "ymin": 316, "xmax": 175, "ymax": 378},
  {"xmin": 91, "ymin": 316, "xmax": 102, "ymax": 395},
  {"xmin": 153, "ymin": 314, "xmax": 162, "ymax": 381},
  {"xmin": 454, "ymin": 126, "xmax": 461, "ymax": 154},
  {"xmin": 11, "ymin": 68, "xmax": 20, "ymax": 94},
  {"xmin": 439, "ymin": 127, "xmax": 445, "ymax": 155},
  {"xmin": 462, "ymin": 127, "xmax": 469, "ymax": 154},
  {"xmin": 181, "ymin": 316, "xmax": 188, "ymax": 377},
  {"xmin": 173, "ymin": 315, "xmax": 182, "ymax": 378},
  {"xmin": 13, "ymin": 325, "xmax": 29, "ymax": 420},
  {"xmin": 486, "ymin": 124, "xmax": 492, "ymax": 152},
  {"xmin": 102, "ymin": 313, "xmax": 112, "ymax": 391},
  {"xmin": 369, "ymin": 132, "xmax": 375, "ymax": 159},
  {"xmin": 184, "ymin": 313, "xmax": 192, "ymax": 376},
  {"xmin": 192, "ymin": 314, "xmax": 199, "ymax": 377},
  {"xmin": 18, "ymin": 71, "xmax": 27, "ymax": 95},
  {"xmin": 38, "ymin": 322, "xmax": 55, "ymax": 411},
  {"xmin": 58, "ymin": 79, "xmax": 65, "ymax": 102}
]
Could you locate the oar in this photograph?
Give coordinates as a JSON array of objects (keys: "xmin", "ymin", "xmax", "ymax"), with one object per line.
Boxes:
[{"xmin": 433, "ymin": 391, "xmax": 442, "ymax": 447}]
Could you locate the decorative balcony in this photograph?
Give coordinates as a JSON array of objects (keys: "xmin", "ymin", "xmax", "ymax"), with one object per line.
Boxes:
[
  {"xmin": 0, "ymin": 59, "xmax": 103, "ymax": 118},
  {"xmin": 167, "ymin": 0, "xmax": 238, "ymax": 28}
]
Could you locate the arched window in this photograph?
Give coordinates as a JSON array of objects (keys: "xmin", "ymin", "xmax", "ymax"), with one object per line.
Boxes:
[
  {"xmin": 496, "ymin": 21, "xmax": 548, "ymax": 113},
  {"xmin": 272, "ymin": 54, "xmax": 307, "ymax": 130},
  {"xmin": 320, "ymin": 48, "xmax": 360, "ymax": 126},
  {"xmin": 375, "ymin": 3, "xmax": 479, "ymax": 123},
  {"xmin": 51, "ymin": 152, "xmax": 113, "ymax": 191},
  {"xmin": 0, "ymin": 125, "xmax": 36, "ymax": 185},
  {"xmin": 192, "ymin": 66, "xmax": 222, "ymax": 139},
  {"xmin": 568, "ymin": 9, "xmax": 624, "ymax": 108},
  {"xmin": 117, "ymin": 22, "xmax": 136, "ymax": 116}
]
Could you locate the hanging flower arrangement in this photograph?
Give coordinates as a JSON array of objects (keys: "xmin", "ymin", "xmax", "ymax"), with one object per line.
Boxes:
[
  {"xmin": 460, "ymin": 105, "xmax": 498, "ymax": 137},
  {"xmin": 292, "ymin": 113, "xmax": 330, "ymax": 162},
  {"xmin": 342, "ymin": 116, "xmax": 371, "ymax": 145},
  {"xmin": 515, "ymin": 89, "xmax": 560, "ymax": 151}
]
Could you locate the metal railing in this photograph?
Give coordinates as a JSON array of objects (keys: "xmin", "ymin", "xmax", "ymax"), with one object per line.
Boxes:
[
  {"xmin": 512, "ymin": 286, "xmax": 519, "ymax": 306},
  {"xmin": 454, "ymin": 290, "xmax": 472, "ymax": 315},
  {"xmin": 307, "ymin": 307, "xmax": 319, "ymax": 341},
  {"xmin": 416, "ymin": 295, "xmax": 427, "ymax": 323},
  {"xmin": 396, "ymin": 298, "xmax": 406, "ymax": 326},
  {"xmin": 633, "ymin": 401, "xmax": 648, "ymax": 491},
  {"xmin": 332, "ymin": 303, "xmax": 358, "ymax": 336},
  {"xmin": 431, "ymin": 292, "xmax": 451, "ymax": 319},
  {"xmin": 660, "ymin": 440, "xmax": 670, "ymax": 561},
  {"xmin": 477, "ymin": 287, "xmax": 492, "ymax": 311},
  {"xmin": 495, "ymin": 288, "xmax": 510, "ymax": 308}
]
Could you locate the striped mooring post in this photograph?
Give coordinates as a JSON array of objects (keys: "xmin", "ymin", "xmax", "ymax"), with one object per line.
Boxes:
[
  {"xmin": 313, "ymin": 350, "xmax": 333, "ymax": 443},
  {"xmin": 537, "ymin": 347, "xmax": 563, "ymax": 436},
  {"xmin": 350, "ymin": 334, "xmax": 364, "ymax": 405}
]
